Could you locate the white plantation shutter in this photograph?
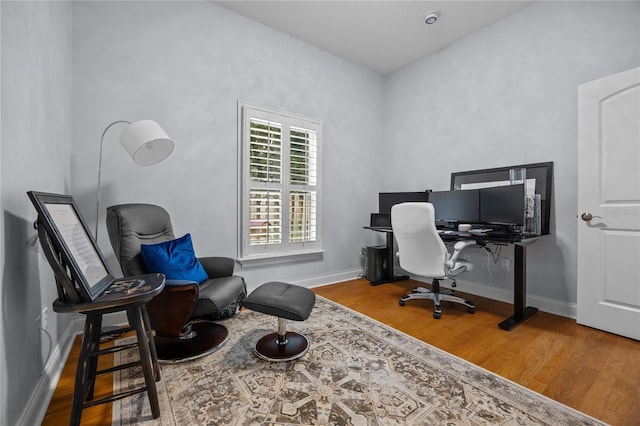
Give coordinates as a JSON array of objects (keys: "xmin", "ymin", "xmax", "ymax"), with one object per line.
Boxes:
[
  {"xmin": 289, "ymin": 126, "xmax": 317, "ymax": 186},
  {"xmin": 249, "ymin": 118, "xmax": 281, "ymax": 183},
  {"xmin": 249, "ymin": 189, "xmax": 282, "ymax": 245},
  {"xmin": 248, "ymin": 118, "xmax": 283, "ymax": 246},
  {"xmin": 289, "ymin": 190, "xmax": 316, "ymax": 243},
  {"xmin": 239, "ymin": 103, "xmax": 322, "ymax": 261},
  {"xmin": 288, "ymin": 125, "xmax": 317, "ymax": 243}
]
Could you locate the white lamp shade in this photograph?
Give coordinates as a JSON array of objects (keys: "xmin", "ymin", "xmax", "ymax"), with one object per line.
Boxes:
[{"xmin": 119, "ymin": 120, "xmax": 174, "ymax": 166}]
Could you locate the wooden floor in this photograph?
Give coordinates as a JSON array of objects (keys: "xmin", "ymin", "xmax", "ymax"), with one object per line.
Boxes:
[{"xmin": 43, "ymin": 278, "xmax": 640, "ymax": 425}]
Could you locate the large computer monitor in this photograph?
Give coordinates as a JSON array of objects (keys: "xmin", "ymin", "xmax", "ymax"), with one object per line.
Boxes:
[
  {"xmin": 429, "ymin": 189, "xmax": 480, "ymax": 223},
  {"xmin": 378, "ymin": 191, "xmax": 430, "ymax": 214},
  {"xmin": 479, "ymin": 184, "xmax": 525, "ymax": 226},
  {"xmin": 451, "ymin": 162, "xmax": 553, "ymax": 235}
]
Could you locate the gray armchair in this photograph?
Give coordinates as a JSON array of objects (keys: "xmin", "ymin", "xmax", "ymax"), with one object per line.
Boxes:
[{"xmin": 106, "ymin": 203, "xmax": 246, "ymax": 362}]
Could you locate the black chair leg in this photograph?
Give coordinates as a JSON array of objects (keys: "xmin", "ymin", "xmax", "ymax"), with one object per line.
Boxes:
[
  {"xmin": 86, "ymin": 314, "xmax": 102, "ymax": 401},
  {"xmin": 141, "ymin": 305, "xmax": 161, "ymax": 381},
  {"xmin": 128, "ymin": 307, "xmax": 161, "ymax": 419},
  {"xmin": 70, "ymin": 313, "xmax": 101, "ymax": 426}
]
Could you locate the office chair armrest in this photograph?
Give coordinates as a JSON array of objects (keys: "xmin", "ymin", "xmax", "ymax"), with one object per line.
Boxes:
[
  {"xmin": 446, "ymin": 240, "xmax": 476, "ymax": 268},
  {"xmin": 453, "ymin": 240, "xmax": 476, "ymax": 251},
  {"xmin": 198, "ymin": 256, "xmax": 235, "ymax": 278}
]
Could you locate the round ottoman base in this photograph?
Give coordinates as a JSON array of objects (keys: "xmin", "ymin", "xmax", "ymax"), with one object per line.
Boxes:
[{"xmin": 254, "ymin": 331, "xmax": 309, "ymax": 362}]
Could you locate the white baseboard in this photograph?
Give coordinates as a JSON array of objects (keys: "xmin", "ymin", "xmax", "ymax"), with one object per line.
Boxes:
[
  {"xmin": 244, "ymin": 269, "xmax": 363, "ymax": 293},
  {"xmin": 287, "ymin": 269, "xmax": 363, "ymax": 291},
  {"xmin": 18, "ymin": 315, "xmax": 83, "ymax": 426}
]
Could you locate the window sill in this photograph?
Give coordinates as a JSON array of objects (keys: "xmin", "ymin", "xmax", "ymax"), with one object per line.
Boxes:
[{"xmin": 236, "ymin": 249, "xmax": 324, "ymax": 268}]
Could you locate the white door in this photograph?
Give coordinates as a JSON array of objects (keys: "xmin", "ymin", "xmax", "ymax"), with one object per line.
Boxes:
[{"xmin": 577, "ymin": 67, "xmax": 640, "ymax": 340}]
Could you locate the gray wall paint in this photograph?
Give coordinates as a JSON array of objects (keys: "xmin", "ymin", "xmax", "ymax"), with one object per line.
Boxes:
[
  {"xmin": 2, "ymin": 1, "xmax": 639, "ymax": 423},
  {"xmin": 384, "ymin": 1, "xmax": 639, "ymax": 305},
  {"xmin": 71, "ymin": 1, "xmax": 386, "ymax": 289},
  {"xmin": 0, "ymin": 1, "xmax": 73, "ymax": 424}
]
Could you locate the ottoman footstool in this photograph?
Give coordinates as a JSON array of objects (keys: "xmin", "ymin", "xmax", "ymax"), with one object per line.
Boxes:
[{"xmin": 242, "ymin": 281, "xmax": 316, "ymax": 362}]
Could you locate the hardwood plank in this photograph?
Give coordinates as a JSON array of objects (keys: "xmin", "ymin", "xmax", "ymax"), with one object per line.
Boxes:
[
  {"xmin": 580, "ymin": 338, "xmax": 631, "ymax": 422},
  {"xmin": 601, "ymin": 340, "xmax": 640, "ymax": 424},
  {"xmin": 43, "ymin": 278, "xmax": 640, "ymax": 425}
]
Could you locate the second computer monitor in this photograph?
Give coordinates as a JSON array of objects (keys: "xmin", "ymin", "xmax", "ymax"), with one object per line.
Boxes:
[
  {"xmin": 479, "ymin": 184, "xmax": 525, "ymax": 225},
  {"xmin": 429, "ymin": 189, "xmax": 480, "ymax": 223},
  {"xmin": 379, "ymin": 191, "xmax": 430, "ymax": 214}
]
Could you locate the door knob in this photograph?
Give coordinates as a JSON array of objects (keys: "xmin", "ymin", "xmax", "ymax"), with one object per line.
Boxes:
[{"xmin": 581, "ymin": 212, "xmax": 601, "ymax": 222}]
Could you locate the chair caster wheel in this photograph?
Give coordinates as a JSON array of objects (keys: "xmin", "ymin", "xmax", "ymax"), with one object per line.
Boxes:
[
  {"xmin": 399, "ymin": 300, "xmax": 406, "ymax": 306},
  {"xmin": 466, "ymin": 300, "xmax": 475, "ymax": 314},
  {"xmin": 433, "ymin": 312, "xmax": 441, "ymax": 319}
]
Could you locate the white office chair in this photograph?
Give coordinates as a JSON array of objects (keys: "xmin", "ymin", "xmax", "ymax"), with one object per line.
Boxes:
[{"xmin": 391, "ymin": 202, "xmax": 476, "ymax": 319}]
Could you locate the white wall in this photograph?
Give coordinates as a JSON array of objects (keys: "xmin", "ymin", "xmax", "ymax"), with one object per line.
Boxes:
[
  {"xmin": 0, "ymin": 2, "xmax": 73, "ymax": 424},
  {"xmin": 384, "ymin": 1, "xmax": 640, "ymax": 309},
  {"xmin": 71, "ymin": 1, "xmax": 386, "ymax": 290}
]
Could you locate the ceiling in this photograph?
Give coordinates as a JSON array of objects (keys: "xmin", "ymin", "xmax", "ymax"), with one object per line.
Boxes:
[{"xmin": 213, "ymin": 1, "xmax": 535, "ymax": 75}]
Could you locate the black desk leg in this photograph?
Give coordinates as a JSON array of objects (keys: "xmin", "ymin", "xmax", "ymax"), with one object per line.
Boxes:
[
  {"xmin": 499, "ymin": 243, "xmax": 538, "ymax": 330},
  {"xmin": 369, "ymin": 231, "xmax": 409, "ymax": 286}
]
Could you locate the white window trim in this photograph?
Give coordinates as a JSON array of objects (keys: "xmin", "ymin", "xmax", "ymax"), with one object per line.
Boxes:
[{"xmin": 237, "ymin": 101, "xmax": 323, "ymax": 267}]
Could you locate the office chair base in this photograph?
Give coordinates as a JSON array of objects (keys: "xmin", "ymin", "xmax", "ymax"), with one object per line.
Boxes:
[
  {"xmin": 154, "ymin": 321, "xmax": 228, "ymax": 363},
  {"xmin": 399, "ymin": 288, "xmax": 475, "ymax": 318}
]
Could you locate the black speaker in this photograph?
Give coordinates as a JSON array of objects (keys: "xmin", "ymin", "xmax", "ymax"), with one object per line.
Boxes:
[{"xmin": 366, "ymin": 245, "xmax": 387, "ymax": 282}]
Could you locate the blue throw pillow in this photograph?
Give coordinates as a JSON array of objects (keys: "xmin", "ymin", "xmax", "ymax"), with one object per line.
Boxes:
[{"xmin": 140, "ymin": 233, "xmax": 208, "ymax": 284}]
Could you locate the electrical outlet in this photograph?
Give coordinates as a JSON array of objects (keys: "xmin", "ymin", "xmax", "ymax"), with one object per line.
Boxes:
[
  {"xmin": 41, "ymin": 307, "xmax": 48, "ymax": 329},
  {"xmin": 501, "ymin": 259, "xmax": 511, "ymax": 271}
]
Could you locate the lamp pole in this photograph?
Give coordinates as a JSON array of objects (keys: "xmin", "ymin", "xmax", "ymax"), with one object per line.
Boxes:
[{"xmin": 95, "ymin": 120, "xmax": 131, "ymax": 239}]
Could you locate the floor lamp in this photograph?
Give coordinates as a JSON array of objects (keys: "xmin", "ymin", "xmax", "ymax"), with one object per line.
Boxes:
[{"xmin": 96, "ymin": 120, "xmax": 174, "ymax": 238}]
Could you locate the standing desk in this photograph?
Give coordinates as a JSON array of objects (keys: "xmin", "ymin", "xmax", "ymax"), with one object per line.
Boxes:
[
  {"xmin": 365, "ymin": 226, "xmax": 542, "ymax": 331},
  {"xmin": 447, "ymin": 231, "xmax": 543, "ymax": 331}
]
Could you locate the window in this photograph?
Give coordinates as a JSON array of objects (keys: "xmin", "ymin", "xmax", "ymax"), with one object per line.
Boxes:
[{"xmin": 238, "ymin": 103, "xmax": 322, "ymax": 265}]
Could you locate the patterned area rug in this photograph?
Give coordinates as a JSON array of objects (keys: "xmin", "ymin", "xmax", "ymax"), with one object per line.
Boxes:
[{"xmin": 113, "ymin": 296, "xmax": 604, "ymax": 425}]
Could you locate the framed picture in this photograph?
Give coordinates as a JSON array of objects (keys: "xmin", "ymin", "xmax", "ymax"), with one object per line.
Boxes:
[{"xmin": 28, "ymin": 191, "xmax": 114, "ymax": 301}]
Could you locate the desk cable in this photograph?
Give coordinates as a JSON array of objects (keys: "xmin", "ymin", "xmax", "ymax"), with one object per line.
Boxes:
[
  {"xmin": 483, "ymin": 243, "xmax": 504, "ymax": 263},
  {"xmin": 481, "ymin": 243, "xmax": 506, "ymax": 280},
  {"xmin": 38, "ymin": 326, "xmax": 53, "ymax": 367}
]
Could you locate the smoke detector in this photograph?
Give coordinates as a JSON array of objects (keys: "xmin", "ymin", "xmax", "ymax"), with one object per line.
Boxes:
[{"xmin": 424, "ymin": 11, "xmax": 439, "ymax": 25}]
